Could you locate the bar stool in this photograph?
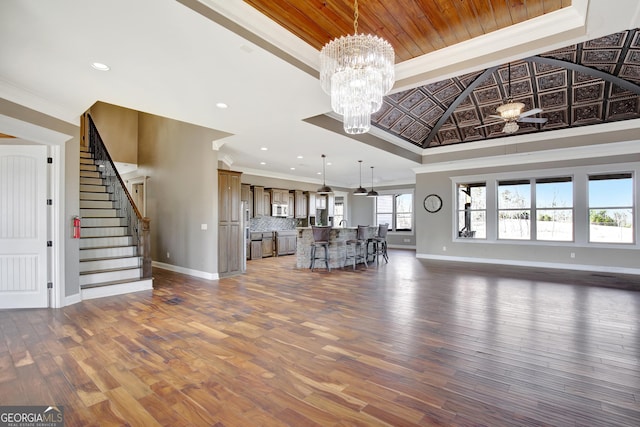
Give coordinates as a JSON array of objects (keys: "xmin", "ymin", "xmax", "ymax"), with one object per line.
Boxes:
[
  {"xmin": 344, "ymin": 225, "xmax": 369, "ymax": 270},
  {"xmin": 369, "ymin": 224, "xmax": 389, "ymax": 264},
  {"xmin": 310, "ymin": 226, "xmax": 331, "ymax": 271}
]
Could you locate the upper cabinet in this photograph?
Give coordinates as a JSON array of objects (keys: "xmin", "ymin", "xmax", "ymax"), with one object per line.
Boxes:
[
  {"xmin": 269, "ymin": 188, "xmax": 288, "ymax": 205},
  {"xmin": 253, "ymin": 185, "xmax": 265, "ymax": 217},
  {"xmin": 287, "ymin": 192, "xmax": 295, "ymax": 218},
  {"xmin": 241, "ymin": 183, "xmax": 251, "ymax": 202},
  {"xmin": 294, "ymin": 190, "xmax": 307, "ymax": 219},
  {"xmin": 307, "ymin": 191, "xmax": 316, "ymax": 215}
]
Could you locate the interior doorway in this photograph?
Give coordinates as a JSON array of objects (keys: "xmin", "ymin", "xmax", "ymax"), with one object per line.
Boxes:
[{"xmin": 128, "ymin": 176, "xmax": 147, "ymax": 216}]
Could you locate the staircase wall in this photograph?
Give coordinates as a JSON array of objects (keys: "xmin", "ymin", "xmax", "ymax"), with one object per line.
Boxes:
[{"xmin": 135, "ymin": 113, "xmax": 227, "ymax": 277}]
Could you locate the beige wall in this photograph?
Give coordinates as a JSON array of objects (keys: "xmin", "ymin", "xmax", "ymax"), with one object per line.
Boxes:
[
  {"xmin": 88, "ymin": 102, "xmax": 138, "ymax": 165},
  {"xmin": 416, "ymin": 149, "xmax": 640, "ymax": 272},
  {"xmin": 136, "ymin": 113, "xmax": 224, "ymax": 275}
]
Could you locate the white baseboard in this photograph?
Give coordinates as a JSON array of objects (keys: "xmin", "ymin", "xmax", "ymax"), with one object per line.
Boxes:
[
  {"xmin": 152, "ymin": 261, "xmax": 218, "ymax": 280},
  {"xmin": 81, "ymin": 279, "xmax": 153, "ymax": 300},
  {"xmin": 64, "ymin": 293, "xmax": 82, "ymax": 307},
  {"xmin": 416, "ymin": 253, "xmax": 640, "ymax": 276},
  {"xmin": 387, "ymin": 244, "xmax": 416, "ymax": 250}
]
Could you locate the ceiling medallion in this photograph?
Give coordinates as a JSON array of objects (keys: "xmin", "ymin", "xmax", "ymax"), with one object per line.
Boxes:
[{"xmin": 319, "ymin": 0, "xmax": 394, "ymax": 134}]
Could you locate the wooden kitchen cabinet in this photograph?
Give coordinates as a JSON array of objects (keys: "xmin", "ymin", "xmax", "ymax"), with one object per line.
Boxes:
[
  {"xmin": 307, "ymin": 191, "xmax": 316, "ymax": 215},
  {"xmin": 276, "ymin": 231, "xmax": 297, "ymax": 256},
  {"xmin": 250, "ymin": 240, "xmax": 262, "ymax": 260},
  {"xmin": 241, "ymin": 183, "xmax": 251, "ymax": 202},
  {"xmin": 253, "ymin": 185, "xmax": 265, "ymax": 217},
  {"xmin": 263, "ymin": 192, "xmax": 271, "ymax": 215},
  {"xmin": 269, "ymin": 188, "xmax": 288, "ymax": 204},
  {"xmin": 294, "ymin": 190, "xmax": 307, "ymax": 219},
  {"xmin": 287, "ymin": 192, "xmax": 295, "ymax": 217},
  {"xmin": 261, "ymin": 232, "xmax": 274, "ymax": 257},
  {"xmin": 218, "ymin": 169, "xmax": 243, "ymax": 277}
]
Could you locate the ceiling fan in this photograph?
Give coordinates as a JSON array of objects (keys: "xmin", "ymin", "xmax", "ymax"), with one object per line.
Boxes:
[{"xmin": 475, "ymin": 63, "xmax": 548, "ymax": 134}]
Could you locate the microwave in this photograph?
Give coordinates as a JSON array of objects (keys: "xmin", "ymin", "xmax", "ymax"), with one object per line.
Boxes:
[{"xmin": 272, "ymin": 204, "xmax": 289, "ymax": 217}]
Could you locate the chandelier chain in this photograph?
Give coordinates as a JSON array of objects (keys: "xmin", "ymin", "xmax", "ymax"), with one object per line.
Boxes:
[{"xmin": 353, "ymin": 0, "xmax": 359, "ymax": 34}]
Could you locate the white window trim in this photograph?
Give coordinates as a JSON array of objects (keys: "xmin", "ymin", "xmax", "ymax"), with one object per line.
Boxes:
[
  {"xmin": 375, "ymin": 189, "xmax": 415, "ymax": 234},
  {"xmin": 451, "ymin": 162, "xmax": 639, "ymax": 249}
]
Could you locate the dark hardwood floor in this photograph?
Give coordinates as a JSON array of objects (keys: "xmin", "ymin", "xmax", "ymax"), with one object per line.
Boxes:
[{"xmin": 1, "ymin": 250, "xmax": 639, "ymax": 426}]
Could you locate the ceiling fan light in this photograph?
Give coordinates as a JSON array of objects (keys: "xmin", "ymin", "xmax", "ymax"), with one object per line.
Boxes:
[
  {"xmin": 503, "ymin": 121, "xmax": 520, "ymax": 134},
  {"xmin": 497, "ymin": 102, "xmax": 525, "ymax": 119}
]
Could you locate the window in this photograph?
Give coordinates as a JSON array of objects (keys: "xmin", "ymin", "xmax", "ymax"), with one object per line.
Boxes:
[
  {"xmin": 376, "ymin": 195, "xmax": 393, "ymax": 228},
  {"xmin": 375, "ymin": 192, "xmax": 413, "ymax": 231},
  {"xmin": 588, "ymin": 173, "xmax": 634, "ymax": 243},
  {"xmin": 498, "ymin": 180, "xmax": 531, "ymax": 240},
  {"xmin": 457, "ymin": 183, "xmax": 486, "ymax": 238},
  {"xmin": 454, "ymin": 168, "xmax": 637, "ymax": 246},
  {"xmin": 536, "ymin": 177, "xmax": 573, "ymax": 241},
  {"xmin": 333, "ymin": 196, "xmax": 345, "ymax": 228}
]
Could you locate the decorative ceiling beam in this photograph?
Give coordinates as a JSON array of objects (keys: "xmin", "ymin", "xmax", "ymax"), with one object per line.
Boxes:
[
  {"xmin": 527, "ymin": 56, "xmax": 640, "ymax": 95},
  {"xmin": 422, "ymin": 66, "xmax": 499, "ymax": 148}
]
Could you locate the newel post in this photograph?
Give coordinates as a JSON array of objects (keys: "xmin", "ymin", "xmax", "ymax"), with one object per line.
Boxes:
[{"xmin": 140, "ymin": 217, "xmax": 152, "ymax": 279}]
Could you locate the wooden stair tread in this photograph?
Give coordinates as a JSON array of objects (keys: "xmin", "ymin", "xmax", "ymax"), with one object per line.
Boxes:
[{"xmin": 80, "ymin": 277, "xmax": 149, "ymax": 289}]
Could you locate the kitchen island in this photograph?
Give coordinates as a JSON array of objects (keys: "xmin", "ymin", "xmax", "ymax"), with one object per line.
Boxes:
[{"xmin": 295, "ymin": 226, "xmax": 377, "ymax": 269}]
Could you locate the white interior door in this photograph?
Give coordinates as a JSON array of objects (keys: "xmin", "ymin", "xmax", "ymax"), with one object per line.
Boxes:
[{"xmin": 0, "ymin": 145, "xmax": 48, "ymax": 308}]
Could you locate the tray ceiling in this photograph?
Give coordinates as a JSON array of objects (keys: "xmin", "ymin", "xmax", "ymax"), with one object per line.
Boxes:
[{"xmin": 244, "ymin": 0, "xmax": 570, "ymax": 63}]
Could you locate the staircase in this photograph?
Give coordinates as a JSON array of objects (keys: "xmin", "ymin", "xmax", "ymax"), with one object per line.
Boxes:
[{"xmin": 79, "ymin": 146, "xmax": 152, "ymax": 299}]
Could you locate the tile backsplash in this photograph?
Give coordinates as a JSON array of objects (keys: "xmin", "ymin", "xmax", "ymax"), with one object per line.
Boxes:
[{"xmin": 250, "ymin": 216, "xmax": 297, "ymax": 232}]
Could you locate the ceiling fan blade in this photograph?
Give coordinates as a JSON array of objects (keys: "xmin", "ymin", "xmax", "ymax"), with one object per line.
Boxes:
[
  {"xmin": 518, "ymin": 117, "xmax": 548, "ymax": 124},
  {"xmin": 518, "ymin": 108, "xmax": 543, "ymax": 118},
  {"xmin": 474, "ymin": 121, "xmax": 503, "ymax": 129}
]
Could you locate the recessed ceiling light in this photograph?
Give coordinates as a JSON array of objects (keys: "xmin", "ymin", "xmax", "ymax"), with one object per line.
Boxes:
[
  {"xmin": 317, "ymin": 172, "xmax": 322, "ymax": 175},
  {"xmin": 91, "ymin": 62, "xmax": 110, "ymax": 71},
  {"xmin": 260, "ymin": 147, "xmax": 268, "ymax": 151},
  {"xmin": 297, "ymin": 155, "xmax": 303, "ymax": 159},
  {"xmin": 290, "ymin": 167, "xmax": 295, "ymax": 170},
  {"xmin": 216, "ymin": 102, "xmax": 228, "ymax": 109},
  {"xmin": 327, "ymin": 162, "xmax": 332, "ymax": 166},
  {"xmin": 260, "ymin": 161, "xmax": 266, "ymax": 165}
]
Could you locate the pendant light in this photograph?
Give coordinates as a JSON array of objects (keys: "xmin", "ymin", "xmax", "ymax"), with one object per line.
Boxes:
[
  {"xmin": 317, "ymin": 154, "xmax": 333, "ymax": 194},
  {"xmin": 353, "ymin": 160, "xmax": 367, "ymax": 195},
  {"xmin": 366, "ymin": 166, "xmax": 379, "ymax": 197}
]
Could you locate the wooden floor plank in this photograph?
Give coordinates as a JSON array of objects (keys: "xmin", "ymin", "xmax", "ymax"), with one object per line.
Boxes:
[{"xmin": 1, "ymin": 249, "xmax": 639, "ymax": 426}]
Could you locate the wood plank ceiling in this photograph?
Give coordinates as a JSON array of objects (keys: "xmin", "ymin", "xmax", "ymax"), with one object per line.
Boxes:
[
  {"xmin": 244, "ymin": 1, "xmax": 640, "ymax": 149},
  {"xmin": 244, "ymin": 0, "xmax": 571, "ymax": 63}
]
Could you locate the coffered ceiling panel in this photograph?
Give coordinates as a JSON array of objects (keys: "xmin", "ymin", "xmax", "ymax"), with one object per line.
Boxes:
[{"xmin": 372, "ymin": 28, "xmax": 640, "ymax": 149}]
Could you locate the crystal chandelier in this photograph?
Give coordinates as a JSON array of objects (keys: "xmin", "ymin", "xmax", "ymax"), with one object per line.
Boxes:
[{"xmin": 319, "ymin": 0, "xmax": 394, "ymax": 134}]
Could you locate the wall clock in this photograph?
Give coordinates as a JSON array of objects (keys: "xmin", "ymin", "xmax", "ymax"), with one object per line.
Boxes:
[{"xmin": 423, "ymin": 194, "xmax": 442, "ymax": 213}]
